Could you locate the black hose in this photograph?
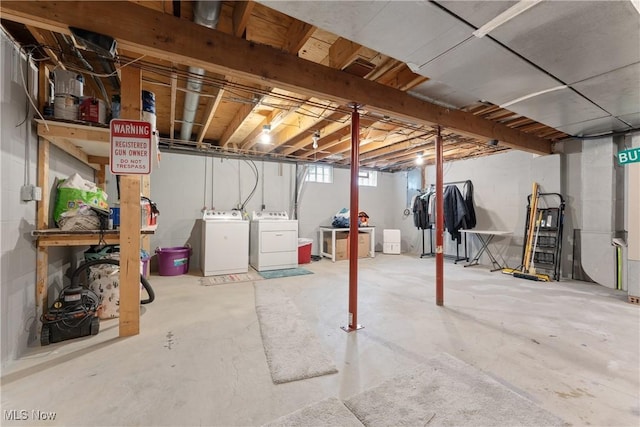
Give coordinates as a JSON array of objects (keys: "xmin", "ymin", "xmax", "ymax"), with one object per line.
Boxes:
[{"xmin": 71, "ymin": 258, "xmax": 155, "ymax": 304}]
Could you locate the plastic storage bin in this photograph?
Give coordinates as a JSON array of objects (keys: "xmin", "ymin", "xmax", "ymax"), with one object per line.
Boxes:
[
  {"xmin": 156, "ymin": 246, "xmax": 191, "ymax": 276},
  {"xmin": 298, "ymin": 238, "xmax": 313, "ymax": 264}
]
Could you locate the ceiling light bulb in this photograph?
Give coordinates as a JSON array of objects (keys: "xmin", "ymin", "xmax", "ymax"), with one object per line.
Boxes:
[
  {"xmin": 312, "ymin": 130, "xmax": 320, "ymax": 149},
  {"xmin": 260, "ymin": 132, "xmax": 271, "ymax": 144},
  {"xmin": 415, "ymin": 155, "xmax": 424, "ymax": 165}
]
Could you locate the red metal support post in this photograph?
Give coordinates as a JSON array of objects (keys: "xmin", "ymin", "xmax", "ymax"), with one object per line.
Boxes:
[
  {"xmin": 435, "ymin": 125, "xmax": 444, "ymax": 306},
  {"xmin": 342, "ymin": 104, "xmax": 363, "ymax": 332}
]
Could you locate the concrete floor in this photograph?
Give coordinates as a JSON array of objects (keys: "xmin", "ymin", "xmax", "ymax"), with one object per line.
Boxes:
[{"xmin": 1, "ymin": 254, "xmax": 639, "ymax": 426}]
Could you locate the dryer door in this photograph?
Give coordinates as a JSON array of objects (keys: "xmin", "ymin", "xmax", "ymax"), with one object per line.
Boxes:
[{"xmin": 261, "ymin": 230, "xmax": 297, "ymax": 253}]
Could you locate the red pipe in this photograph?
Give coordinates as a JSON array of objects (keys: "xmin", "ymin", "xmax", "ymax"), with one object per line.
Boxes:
[
  {"xmin": 435, "ymin": 126, "xmax": 444, "ymax": 306},
  {"xmin": 347, "ymin": 104, "xmax": 360, "ymax": 330}
]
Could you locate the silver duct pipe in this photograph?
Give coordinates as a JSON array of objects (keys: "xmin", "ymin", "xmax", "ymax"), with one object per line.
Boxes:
[{"xmin": 180, "ymin": 0, "xmax": 222, "ymax": 141}]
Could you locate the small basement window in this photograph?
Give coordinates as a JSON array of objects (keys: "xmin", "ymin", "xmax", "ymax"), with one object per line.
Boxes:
[
  {"xmin": 359, "ymin": 170, "xmax": 378, "ymax": 187},
  {"xmin": 306, "ymin": 164, "xmax": 333, "ymax": 183}
]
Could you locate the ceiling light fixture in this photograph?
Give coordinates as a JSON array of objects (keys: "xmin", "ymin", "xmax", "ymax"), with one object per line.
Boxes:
[
  {"xmin": 415, "ymin": 153, "xmax": 424, "ymax": 165},
  {"xmin": 312, "ymin": 130, "xmax": 320, "ymax": 149},
  {"xmin": 472, "ymin": 0, "xmax": 543, "ymax": 38},
  {"xmin": 259, "ymin": 124, "xmax": 271, "ymax": 144}
]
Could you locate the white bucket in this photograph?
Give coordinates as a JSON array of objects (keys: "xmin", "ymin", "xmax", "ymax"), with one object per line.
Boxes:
[
  {"xmin": 53, "ymin": 69, "xmax": 83, "ymax": 98},
  {"xmin": 54, "ymin": 94, "xmax": 79, "ymax": 121},
  {"xmin": 142, "ymin": 110, "xmax": 156, "ymax": 130}
]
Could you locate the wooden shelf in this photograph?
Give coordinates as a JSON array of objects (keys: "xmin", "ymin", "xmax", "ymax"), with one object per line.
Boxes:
[{"xmin": 32, "ymin": 226, "xmax": 157, "ymax": 247}]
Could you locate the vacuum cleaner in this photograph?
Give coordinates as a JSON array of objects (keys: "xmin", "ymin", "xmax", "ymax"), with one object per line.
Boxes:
[{"xmin": 40, "ymin": 258, "xmax": 155, "ymax": 346}]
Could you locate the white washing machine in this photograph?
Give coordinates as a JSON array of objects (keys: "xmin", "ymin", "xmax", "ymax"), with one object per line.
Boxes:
[
  {"xmin": 250, "ymin": 211, "xmax": 298, "ymax": 271},
  {"xmin": 201, "ymin": 210, "xmax": 249, "ymax": 276}
]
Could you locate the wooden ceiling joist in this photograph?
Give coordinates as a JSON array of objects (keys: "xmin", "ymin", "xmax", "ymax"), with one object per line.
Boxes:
[
  {"xmin": 232, "ymin": 1, "xmax": 255, "ymax": 38},
  {"xmin": 197, "ymin": 88, "xmax": 225, "ymax": 145},
  {"xmin": 329, "ymin": 37, "xmax": 363, "ymax": 69},
  {"xmin": 0, "ymin": 1, "xmax": 552, "ymax": 155},
  {"xmin": 282, "ymin": 20, "xmax": 316, "ymax": 55},
  {"xmin": 220, "ymin": 101, "xmax": 256, "ymax": 147}
]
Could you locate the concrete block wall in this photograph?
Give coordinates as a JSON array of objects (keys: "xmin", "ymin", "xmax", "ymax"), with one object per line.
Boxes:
[
  {"xmin": 579, "ymin": 137, "xmax": 617, "ymax": 288},
  {"xmin": 1, "ymin": 32, "xmax": 95, "ymax": 368},
  {"xmin": 114, "ymin": 154, "xmax": 409, "ymax": 271},
  {"xmin": 423, "ymin": 150, "xmax": 562, "ymax": 271},
  {"xmin": 626, "ymin": 134, "xmax": 640, "ymax": 297},
  {"xmin": 106, "ymin": 154, "xmax": 296, "ymax": 270},
  {"xmin": 298, "ymin": 167, "xmax": 405, "ymax": 255}
]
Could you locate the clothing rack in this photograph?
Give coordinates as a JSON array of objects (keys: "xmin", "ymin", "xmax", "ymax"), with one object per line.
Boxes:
[{"xmin": 416, "ymin": 180, "xmax": 473, "ymax": 263}]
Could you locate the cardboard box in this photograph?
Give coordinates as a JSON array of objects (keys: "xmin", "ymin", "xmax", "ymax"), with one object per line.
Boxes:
[
  {"xmin": 324, "ymin": 232, "xmax": 349, "ymax": 261},
  {"xmin": 355, "ymin": 232, "xmax": 371, "ymax": 258},
  {"xmin": 324, "ymin": 231, "xmax": 370, "ymax": 260}
]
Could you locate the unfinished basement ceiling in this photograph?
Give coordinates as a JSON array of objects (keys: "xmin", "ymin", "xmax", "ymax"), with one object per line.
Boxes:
[
  {"xmin": 263, "ymin": 0, "xmax": 640, "ymax": 136},
  {"xmin": 1, "ymin": 1, "xmax": 637, "ymax": 171}
]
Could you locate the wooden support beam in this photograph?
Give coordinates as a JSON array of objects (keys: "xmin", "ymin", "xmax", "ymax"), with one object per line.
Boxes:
[
  {"xmin": 169, "ymin": 70, "xmax": 177, "ymax": 140},
  {"xmin": 37, "ymin": 123, "xmax": 101, "ymax": 170},
  {"xmin": 37, "ymin": 121, "xmax": 110, "ymax": 142},
  {"xmin": 241, "ymin": 108, "xmax": 283, "ymax": 151},
  {"xmin": 197, "ymin": 88, "xmax": 225, "ymax": 145},
  {"xmin": 233, "ymin": 1, "xmax": 254, "ymax": 38},
  {"xmin": 0, "ymin": 1, "xmax": 552, "ymax": 154},
  {"xmin": 141, "ymin": 174, "xmax": 151, "ymax": 258},
  {"xmin": 27, "ymin": 26, "xmax": 63, "ymax": 71},
  {"xmin": 220, "ymin": 101, "xmax": 256, "ymax": 147},
  {"xmin": 96, "ymin": 164, "xmax": 106, "ymax": 191},
  {"xmin": 119, "ymin": 65, "xmax": 142, "ymax": 337},
  {"xmin": 278, "ymin": 111, "xmax": 347, "ymax": 156},
  {"xmin": 329, "ymin": 37, "xmax": 362, "ymax": 69},
  {"xmin": 36, "ymin": 138, "xmax": 49, "ymax": 320},
  {"xmin": 283, "ymin": 20, "xmax": 316, "ymax": 54},
  {"xmin": 87, "ymin": 155, "xmax": 110, "ymax": 165},
  {"xmin": 303, "ymin": 117, "xmax": 378, "ymax": 160},
  {"xmin": 259, "ymin": 99, "xmax": 328, "ymax": 153},
  {"xmin": 37, "ymin": 62, "xmax": 50, "ymax": 112}
]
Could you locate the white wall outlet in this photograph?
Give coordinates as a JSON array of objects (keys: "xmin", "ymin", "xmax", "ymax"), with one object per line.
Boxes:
[{"xmin": 20, "ymin": 184, "xmax": 34, "ymax": 201}]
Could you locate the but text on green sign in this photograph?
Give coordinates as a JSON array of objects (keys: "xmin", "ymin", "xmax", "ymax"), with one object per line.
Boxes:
[{"xmin": 618, "ymin": 147, "xmax": 640, "ymax": 165}]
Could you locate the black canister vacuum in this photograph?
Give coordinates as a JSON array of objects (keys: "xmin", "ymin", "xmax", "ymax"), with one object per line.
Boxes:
[{"xmin": 40, "ymin": 258, "xmax": 155, "ymax": 346}]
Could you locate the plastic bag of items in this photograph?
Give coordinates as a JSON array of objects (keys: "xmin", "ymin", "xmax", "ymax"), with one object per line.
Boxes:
[
  {"xmin": 53, "ymin": 173, "xmax": 108, "ymax": 227},
  {"xmin": 86, "ymin": 252, "xmax": 146, "ymax": 320},
  {"xmin": 331, "ymin": 208, "xmax": 369, "ymax": 228},
  {"xmin": 57, "ymin": 205, "xmax": 107, "ymax": 231}
]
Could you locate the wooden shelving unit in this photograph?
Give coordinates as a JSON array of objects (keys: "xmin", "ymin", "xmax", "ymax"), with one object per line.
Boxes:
[
  {"xmin": 32, "ymin": 226, "xmax": 156, "ymax": 247},
  {"xmin": 34, "ymin": 68, "xmax": 149, "ymax": 338}
]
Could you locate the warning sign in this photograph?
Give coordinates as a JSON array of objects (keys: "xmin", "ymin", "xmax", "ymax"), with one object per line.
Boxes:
[{"xmin": 110, "ymin": 119, "xmax": 152, "ymax": 175}]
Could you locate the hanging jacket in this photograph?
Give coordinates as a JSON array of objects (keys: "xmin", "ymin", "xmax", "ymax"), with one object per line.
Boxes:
[
  {"xmin": 412, "ymin": 193, "xmax": 429, "ymax": 230},
  {"xmin": 463, "ymin": 180, "xmax": 477, "ymax": 229},
  {"xmin": 444, "ymin": 185, "xmax": 468, "ymax": 242}
]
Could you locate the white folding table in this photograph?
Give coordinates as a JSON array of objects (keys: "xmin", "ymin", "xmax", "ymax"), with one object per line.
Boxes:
[{"xmin": 459, "ymin": 230, "xmax": 512, "ymax": 271}]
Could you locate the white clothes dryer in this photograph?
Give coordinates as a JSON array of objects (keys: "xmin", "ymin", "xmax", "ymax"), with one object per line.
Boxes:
[
  {"xmin": 249, "ymin": 211, "xmax": 298, "ymax": 271},
  {"xmin": 201, "ymin": 210, "xmax": 249, "ymax": 276}
]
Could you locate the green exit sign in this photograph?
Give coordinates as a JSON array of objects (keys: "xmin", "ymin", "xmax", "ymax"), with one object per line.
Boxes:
[{"xmin": 618, "ymin": 147, "xmax": 640, "ymax": 165}]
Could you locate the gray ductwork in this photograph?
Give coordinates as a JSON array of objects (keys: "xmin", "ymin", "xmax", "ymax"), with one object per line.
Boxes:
[{"xmin": 180, "ymin": 0, "xmax": 222, "ymax": 141}]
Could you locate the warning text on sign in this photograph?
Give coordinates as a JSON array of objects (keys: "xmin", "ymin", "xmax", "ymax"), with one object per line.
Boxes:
[{"xmin": 110, "ymin": 120, "xmax": 152, "ymax": 175}]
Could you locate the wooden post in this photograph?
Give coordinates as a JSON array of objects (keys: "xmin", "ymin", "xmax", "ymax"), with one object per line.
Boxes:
[
  {"xmin": 435, "ymin": 126, "xmax": 444, "ymax": 306},
  {"xmin": 36, "ymin": 138, "xmax": 49, "ymax": 316},
  {"xmin": 141, "ymin": 174, "xmax": 151, "ymax": 257},
  {"xmin": 96, "ymin": 164, "xmax": 106, "ymax": 191},
  {"xmin": 342, "ymin": 104, "xmax": 363, "ymax": 332},
  {"xmin": 119, "ymin": 65, "xmax": 142, "ymax": 337}
]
